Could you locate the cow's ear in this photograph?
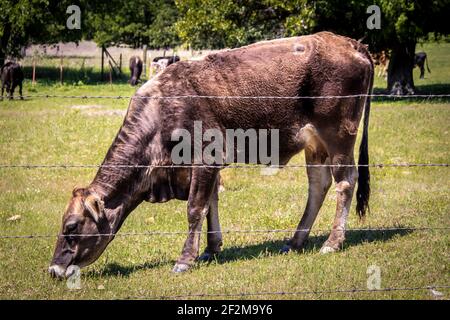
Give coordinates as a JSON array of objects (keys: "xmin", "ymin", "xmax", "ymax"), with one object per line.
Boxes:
[{"xmin": 84, "ymin": 194, "xmax": 104, "ymax": 223}]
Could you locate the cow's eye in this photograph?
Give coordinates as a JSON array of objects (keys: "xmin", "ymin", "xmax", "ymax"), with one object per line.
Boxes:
[{"xmin": 65, "ymin": 222, "xmax": 78, "ymax": 234}]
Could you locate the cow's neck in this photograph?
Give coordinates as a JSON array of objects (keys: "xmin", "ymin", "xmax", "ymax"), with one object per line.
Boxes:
[
  {"xmin": 88, "ymin": 111, "xmax": 154, "ymax": 233},
  {"xmin": 90, "ymin": 164, "xmax": 147, "ymax": 234}
]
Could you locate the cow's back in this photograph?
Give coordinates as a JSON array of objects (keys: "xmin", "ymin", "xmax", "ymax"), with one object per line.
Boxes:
[{"xmin": 146, "ymin": 32, "xmax": 371, "ymax": 129}]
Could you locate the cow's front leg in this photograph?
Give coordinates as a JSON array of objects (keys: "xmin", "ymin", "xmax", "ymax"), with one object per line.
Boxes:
[
  {"xmin": 173, "ymin": 168, "xmax": 219, "ymax": 273},
  {"xmin": 198, "ymin": 180, "xmax": 222, "ymax": 262},
  {"xmin": 320, "ymin": 154, "xmax": 357, "ymax": 253},
  {"xmin": 19, "ymin": 83, "xmax": 23, "ymax": 100}
]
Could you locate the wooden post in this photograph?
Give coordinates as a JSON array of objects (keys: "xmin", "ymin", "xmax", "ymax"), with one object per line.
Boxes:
[
  {"xmin": 32, "ymin": 58, "xmax": 36, "ymax": 86},
  {"xmin": 143, "ymin": 45, "xmax": 147, "ymax": 78},
  {"xmin": 101, "ymin": 46, "xmax": 105, "ymax": 81},
  {"xmin": 108, "ymin": 59, "xmax": 113, "ymax": 85},
  {"xmin": 59, "ymin": 55, "xmax": 64, "ymax": 85},
  {"xmin": 149, "ymin": 61, "xmax": 153, "ymax": 79},
  {"xmin": 119, "ymin": 53, "xmax": 122, "ymax": 72}
]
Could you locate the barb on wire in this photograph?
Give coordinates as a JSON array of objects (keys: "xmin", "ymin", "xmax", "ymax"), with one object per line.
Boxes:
[
  {"xmin": 124, "ymin": 285, "xmax": 450, "ymax": 300},
  {"xmin": 14, "ymin": 93, "xmax": 450, "ymax": 100},
  {"xmin": 0, "ymin": 226, "xmax": 448, "ymax": 239},
  {"xmin": 0, "ymin": 163, "xmax": 448, "ymax": 169}
]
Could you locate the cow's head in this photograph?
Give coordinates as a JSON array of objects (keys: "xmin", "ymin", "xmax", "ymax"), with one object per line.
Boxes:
[{"xmin": 48, "ymin": 187, "xmax": 113, "ymax": 278}]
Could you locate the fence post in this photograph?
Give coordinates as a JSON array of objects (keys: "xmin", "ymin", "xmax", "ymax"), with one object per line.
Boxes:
[
  {"xmin": 108, "ymin": 59, "xmax": 113, "ymax": 85},
  {"xmin": 32, "ymin": 58, "xmax": 36, "ymax": 86},
  {"xmin": 143, "ymin": 45, "xmax": 147, "ymax": 78},
  {"xmin": 101, "ymin": 46, "xmax": 105, "ymax": 81},
  {"xmin": 59, "ymin": 55, "xmax": 64, "ymax": 85}
]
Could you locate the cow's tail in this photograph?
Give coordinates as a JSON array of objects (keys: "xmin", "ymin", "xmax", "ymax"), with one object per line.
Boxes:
[
  {"xmin": 426, "ymin": 55, "xmax": 431, "ymax": 73},
  {"xmin": 356, "ymin": 58, "xmax": 374, "ymax": 218}
]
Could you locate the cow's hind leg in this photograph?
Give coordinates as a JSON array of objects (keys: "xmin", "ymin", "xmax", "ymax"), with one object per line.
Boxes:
[
  {"xmin": 283, "ymin": 130, "xmax": 332, "ymax": 252},
  {"xmin": 198, "ymin": 179, "xmax": 223, "ymax": 262},
  {"xmin": 419, "ymin": 65, "xmax": 425, "ymax": 79},
  {"xmin": 320, "ymin": 150, "xmax": 358, "ymax": 254},
  {"xmin": 173, "ymin": 168, "xmax": 219, "ymax": 273},
  {"xmin": 9, "ymin": 83, "xmax": 16, "ymax": 100}
]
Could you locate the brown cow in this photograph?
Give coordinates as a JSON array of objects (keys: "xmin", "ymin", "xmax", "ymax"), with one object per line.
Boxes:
[
  {"xmin": 49, "ymin": 32, "xmax": 373, "ymax": 278},
  {"xmin": 371, "ymin": 50, "xmax": 389, "ymax": 78}
]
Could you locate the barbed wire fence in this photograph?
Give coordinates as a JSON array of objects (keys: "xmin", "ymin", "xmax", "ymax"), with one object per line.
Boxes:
[
  {"xmin": 4, "ymin": 93, "xmax": 450, "ymax": 100},
  {"xmin": 0, "ymin": 92, "xmax": 449, "ymax": 299}
]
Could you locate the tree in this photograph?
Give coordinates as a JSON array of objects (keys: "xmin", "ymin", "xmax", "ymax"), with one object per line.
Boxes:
[
  {"xmin": 175, "ymin": 0, "xmax": 306, "ymax": 49},
  {"xmin": 175, "ymin": 0, "xmax": 450, "ymax": 94},
  {"xmin": 0, "ymin": 0, "xmax": 83, "ymax": 65},
  {"xmin": 308, "ymin": 0, "xmax": 450, "ymax": 94},
  {"xmin": 0, "ymin": 0, "xmax": 180, "ymax": 67},
  {"xmin": 85, "ymin": 0, "xmax": 180, "ymax": 49}
]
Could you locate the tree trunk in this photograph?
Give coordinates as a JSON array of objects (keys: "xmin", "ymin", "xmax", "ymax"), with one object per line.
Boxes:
[
  {"xmin": 0, "ymin": 23, "xmax": 11, "ymax": 66},
  {"xmin": 387, "ymin": 42, "xmax": 416, "ymax": 95}
]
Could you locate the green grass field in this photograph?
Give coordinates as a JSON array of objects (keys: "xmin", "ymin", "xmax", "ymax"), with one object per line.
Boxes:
[{"xmin": 0, "ymin": 43, "xmax": 449, "ymax": 300}]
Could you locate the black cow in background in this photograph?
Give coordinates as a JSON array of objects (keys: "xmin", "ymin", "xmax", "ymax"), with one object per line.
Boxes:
[
  {"xmin": 152, "ymin": 55, "xmax": 180, "ymax": 65},
  {"xmin": 414, "ymin": 52, "xmax": 431, "ymax": 79},
  {"xmin": 1, "ymin": 62, "xmax": 24, "ymax": 100},
  {"xmin": 129, "ymin": 56, "xmax": 143, "ymax": 86}
]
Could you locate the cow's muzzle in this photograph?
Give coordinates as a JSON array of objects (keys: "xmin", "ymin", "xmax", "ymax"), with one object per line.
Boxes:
[{"xmin": 48, "ymin": 264, "xmax": 66, "ymax": 279}]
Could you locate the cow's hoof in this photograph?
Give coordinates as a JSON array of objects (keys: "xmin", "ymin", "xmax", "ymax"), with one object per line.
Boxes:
[
  {"xmin": 198, "ymin": 251, "xmax": 217, "ymax": 262},
  {"xmin": 172, "ymin": 263, "xmax": 190, "ymax": 273},
  {"xmin": 280, "ymin": 244, "xmax": 291, "ymax": 254},
  {"xmin": 319, "ymin": 245, "xmax": 337, "ymax": 254}
]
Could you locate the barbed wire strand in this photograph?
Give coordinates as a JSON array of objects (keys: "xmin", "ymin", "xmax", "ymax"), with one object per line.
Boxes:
[
  {"xmin": 0, "ymin": 226, "xmax": 448, "ymax": 239},
  {"xmin": 8, "ymin": 93, "xmax": 450, "ymax": 100},
  {"xmin": 0, "ymin": 163, "xmax": 448, "ymax": 169},
  {"xmin": 124, "ymin": 285, "xmax": 450, "ymax": 300}
]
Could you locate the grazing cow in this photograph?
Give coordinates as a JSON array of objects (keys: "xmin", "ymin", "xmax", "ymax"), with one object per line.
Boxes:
[
  {"xmin": 150, "ymin": 55, "xmax": 180, "ymax": 75},
  {"xmin": 371, "ymin": 50, "xmax": 389, "ymax": 78},
  {"xmin": 153, "ymin": 55, "xmax": 180, "ymax": 65},
  {"xmin": 129, "ymin": 56, "xmax": 143, "ymax": 86},
  {"xmin": 1, "ymin": 62, "xmax": 24, "ymax": 100},
  {"xmin": 414, "ymin": 52, "xmax": 431, "ymax": 79},
  {"xmin": 49, "ymin": 32, "xmax": 373, "ymax": 278}
]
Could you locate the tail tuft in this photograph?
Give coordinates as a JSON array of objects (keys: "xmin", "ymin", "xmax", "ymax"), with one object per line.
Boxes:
[{"xmin": 356, "ymin": 54, "xmax": 374, "ymax": 218}]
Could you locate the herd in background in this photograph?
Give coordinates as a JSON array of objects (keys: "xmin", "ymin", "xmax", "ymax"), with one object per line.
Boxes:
[
  {"xmin": 371, "ymin": 51, "xmax": 431, "ymax": 79},
  {"xmin": 128, "ymin": 55, "xmax": 180, "ymax": 86},
  {"xmin": 0, "ymin": 49, "xmax": 431, "ymax": 99}
]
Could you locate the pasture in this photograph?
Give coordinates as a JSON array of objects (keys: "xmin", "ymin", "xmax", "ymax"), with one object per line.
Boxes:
[{"xmin": 0, "ymin": 42, "xmax": 449, "ymax": 300}]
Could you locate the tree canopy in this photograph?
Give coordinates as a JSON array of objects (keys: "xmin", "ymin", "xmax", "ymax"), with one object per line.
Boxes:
[
  {"xmin": 0, "ymin": 0, "xmax": 82, "ymax": 64},
  {"xmin": 174, "ymin": 0, "xmax": 449, "ymax": 93},
  {"xmin": 1, "ymin": 0, "xmax": 449, "ymax": 93},
  {"xmin": 85, "ymin": 0, "xmax": 180, "ymax": 49}
]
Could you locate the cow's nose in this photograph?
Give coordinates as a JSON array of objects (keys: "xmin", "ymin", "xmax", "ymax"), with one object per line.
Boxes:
[{"xmin": 48, "ymin": 265, "xmax": 66, "ymax": 279}]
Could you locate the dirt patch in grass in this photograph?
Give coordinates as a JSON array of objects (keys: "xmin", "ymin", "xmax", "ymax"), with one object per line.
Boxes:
[{"xmin": 69, "ymin": 105, "xmax": 126, "ymax": 117}]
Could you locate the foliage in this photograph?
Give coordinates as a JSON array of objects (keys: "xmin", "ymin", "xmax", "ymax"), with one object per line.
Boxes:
[
  {"xmin": 175, "ymin": 0, "xmax": 450, "ymax": 50},
  {"xmin": 0, "ymin": 0, "xmax": 82, "ymax": 63},
  {"xmin": 85, "ymin": 0, "xmax": 180, "ymax": 49}
]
